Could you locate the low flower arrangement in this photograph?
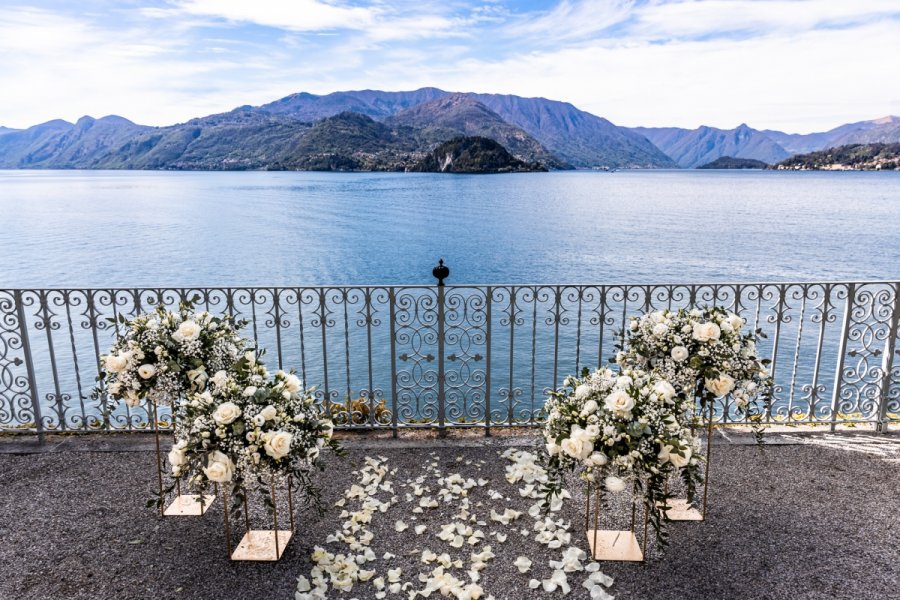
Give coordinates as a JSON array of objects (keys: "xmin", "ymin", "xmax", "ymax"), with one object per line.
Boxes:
[
  {"xmin": 95, "ymin": 297, "xmax": 248, "ymax": 410},
  {"xmin": 542, "ymin": 367, "xmax": 702, "ymax": 544},
  {"xmin": 616, "ymin": 307, "xmax": 773, "ymax": 433},
  {"xmin": 168, "ymin": 351, "xmax": 341, "ymax": 513}
]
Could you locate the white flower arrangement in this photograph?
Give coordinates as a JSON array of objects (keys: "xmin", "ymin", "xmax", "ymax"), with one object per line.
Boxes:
[
  {"xmin": 542, "ymin": 367, "xmax": 702, "ymax": 545},
  {"xmin": 617, "ymin": 307, "xmax": 773, "ymax": 427},
  {"xmin": 168, "ymin": 351, "xmax": 341, "ymax": 513},
  {"xmin": 95, "ymin": 297, "xmax": 248, "ymax": 410}
]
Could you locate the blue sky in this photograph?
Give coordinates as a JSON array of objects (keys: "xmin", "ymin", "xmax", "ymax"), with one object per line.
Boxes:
[{"xmin": 1, "ymin": 0, "xmax": 898, "ymax": 132}]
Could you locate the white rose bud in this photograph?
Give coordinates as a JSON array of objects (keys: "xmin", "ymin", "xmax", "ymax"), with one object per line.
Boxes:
[
  {"xmin": 671, "ymin": 346, "xmax": 689, "ymax": 362},
  {"xmin": 574, "ymin": 384, "xmax": 592, "ymax": 401},
  {"xmin": 242, "ymin": 386, "xmax": 257, "ymax": 397},
  {"xmin": 728, "ymin": 314, "xmax": 743, "ymax": 331},
  {"xmin": 168, "ymin": 440, "xmax": 187, "ymax": 468},
  {"xmin": 260, "ymin": 405, "xmax": 277, "ymax": 421},
  {"xmin": 605, "ymin": 476, "xmax": 626, "ymax": 493}
]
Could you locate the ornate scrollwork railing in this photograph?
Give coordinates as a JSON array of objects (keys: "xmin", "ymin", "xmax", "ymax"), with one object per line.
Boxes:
[{"xmin": 1, "ymin": 278, "xmax": 898, "ymax": 434}]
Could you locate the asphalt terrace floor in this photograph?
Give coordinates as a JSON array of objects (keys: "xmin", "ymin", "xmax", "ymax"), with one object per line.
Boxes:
[{"xmin": 1, "ymin": 431, "xmax": 898, "ymax": 600}]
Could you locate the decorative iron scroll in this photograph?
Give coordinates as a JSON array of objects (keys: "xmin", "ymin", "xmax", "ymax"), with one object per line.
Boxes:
[{"xmin": 1, "ymin": 281, "xmax": 898, "ymax": 433}]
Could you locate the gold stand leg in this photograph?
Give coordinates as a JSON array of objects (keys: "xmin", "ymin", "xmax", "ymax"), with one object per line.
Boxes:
[
  {"xmin": 221, "ymin": 483, "xmax": 233, "ymax": 558},
  {"xmin": 702, "ymin": 400, "xmax": 714, "ymax": 520},
  {"xmin": 151, "ymin": 399, "xmax": 164, "ymax": 518}
]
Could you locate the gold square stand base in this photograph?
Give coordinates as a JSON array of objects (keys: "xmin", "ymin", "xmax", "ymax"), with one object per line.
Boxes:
[
  {"xmin": 586, "ymin": 530, "xmax": 644, "ymax": 562},
  {"xmin": 231, "ymin": 530, "xmax": 293, "ymax": 561},
  {"xmin": 662, "ymin": 499, "xmax": 704, "ymax": 521},
  {"xmin": 163, "ymin": 494, "xmax": 216, "ymax": 516}
]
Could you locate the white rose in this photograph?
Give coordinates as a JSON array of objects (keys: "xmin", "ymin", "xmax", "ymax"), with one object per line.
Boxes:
[
  {"xmin": 671, "ymin": 346, "xmax": 689, "ymax": 362},
  {"xmin": 605, "ymin": 476, "xmax": 626, "ymax": 493},
  {"xmin": 560, "ymin": 436, "xmax": 593, "ymax": 461},
  {"xmin": 628, "ymin": 319, "xmax": 638, "ymax": 331},
  {"xmin": 586, "ymin": 452, "xmax": 608, "ymax": 467},
  {"xmin": 705, "ymin": 374, "xmax": 735, "ymax": 397},
  {"xmin": 172, "ymin": 320, "xmax": 201, "ymax": 343},
  {"xmin": 211, "ymin": 370, "xmax": 228, "ymax": 388},
  {"xmin": 244, "ymin": 351, "xmax": 256, "ymax": 365},
  {"xmin": 615, "ymin": 375, "xmax": 633, "ymax": 389},
  {"xmin": 264, "ymin": 431, "xmax": 293, "ymax": 459},
  {"xmin": 692, "ymin": 322, "xmax": 721, "ymax": 342},
  {"xmin": 652, "ymin": 323, "xmax": 668, "ymax": 336},
  {"xmin": 252, "ymin": 414, "xmax": 265, "ymax": 427},
  {"xmin": 187, "ymin": 368, "xmax": 208, "ymax": 390},
  {"xmin": 203, "ymin": 450, "xmax": 234, "ymax": 483},
  {"xmin": 242, "ymin": 386, "xmax": 258, "ymax": 397},
  {"xmin": 168, "ymin": 440, "xmax": 187, "ymax": 468},
  {"xmin": 585, "ymin": 424, "xmax": 600, "ymax": 438},
  {"xmin": 545, "ymin": 441, "xmax": 560, "ymax": 456},
  {"xmin": 670, "ymin": 446, "xmax": 692, "ymax": 468},
  {"xmin": 107, "ymin": 381, "xmax": 122, "ymax": 395},
  {"xmin": 579, "ymin": 399, "xmax": 598, "ymax": 417},
  {"xmin": 212, "ymin": 401, "xmax": 241, "ymax": 425},
  {"xmin": 104, "ymin": 354, "xmax": 129, "ymax": 374},
  {"xmin": 650, "ymin": 311, "xmax": 665, "ymax": 323},
  {"xmin": 658, "ymin": 444, "xmax": 673, "ymax": 465},
  {"xmin": 574, "ymin": 384, "xmax": 592, "ymax": 401},
  {"xmin": 196, "ymin": 390, "xmax": 214, "ymax": 406},
  {"xmin": 123, "ymin": 390, "xmax": 141, "ymax": 408},
  {"xmin": 728, "ymin": 314, "xmax": 743, "ymax": 331},
  {"xmin": 604, "ymin": 390, "xmax": 635, "ymax": 416},
  {"xmin": 137, "ymin": 364, "xmax": 157, "ymax": 379},
  {"xmin": 283, "ymin": 373, "xmax": 303, "ymax": 394},
  {"xmin": 260, "ymin": 405, "xmax": 277, "ymax": 421},
  {"xmin": 720, "ymin": 321, "xmax": 734, "ymax": 334},
  {"xmin": 653, "ymin": 380, "xmax": 677, "ymax": 403}
]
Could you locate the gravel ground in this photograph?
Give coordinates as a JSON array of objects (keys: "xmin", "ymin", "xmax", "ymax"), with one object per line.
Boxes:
[{"xmin": 0, "ymin": 434, "xmax": 898, "ymax": 600}]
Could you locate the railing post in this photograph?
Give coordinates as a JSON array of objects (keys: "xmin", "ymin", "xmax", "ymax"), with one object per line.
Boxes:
[
  {"xmin": 830, "ymin": 283, "xmax": 856, "ymax": 432},
  {"xmin": 876, "ymin": 283, "xmax": 900, "ymax": 433},
  {"xmin": 485, "ymin": 286, "xmax": 492, "ymax": 437},
  {"xmin": 433, "ymin": 260, "xmax": 449, "ymax": 433},
  {"xmin": 14, "ymin": 290, "xmax": 43, "ymax": 442}
]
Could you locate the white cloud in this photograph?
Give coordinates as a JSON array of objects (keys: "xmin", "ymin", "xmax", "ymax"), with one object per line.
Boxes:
[{"xmin": 0, "ymin": 1, "xmax": 897, "ymax": 132}]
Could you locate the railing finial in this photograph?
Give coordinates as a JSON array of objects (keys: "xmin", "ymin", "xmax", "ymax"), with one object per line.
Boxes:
[{"xmin": 432, "ymin": 259, "xmax": 449, "ymax": 287}]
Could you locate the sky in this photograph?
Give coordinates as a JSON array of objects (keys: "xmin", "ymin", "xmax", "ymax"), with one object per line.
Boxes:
[{"xmin": 1, "ymin": 0, "xmax": 899, "ymax": 133}]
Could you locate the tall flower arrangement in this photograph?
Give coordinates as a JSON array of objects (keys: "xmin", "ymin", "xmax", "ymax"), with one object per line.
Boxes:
[
  {"xmin": 616, "ymin": 307, "xmax": 773, "ymax": 434},
  {"xmin": 169, "ymin": 351, "xmax": 341, "ymax": 514},
  {"xmin": 95, "ymin": 297, "xmax": 248, "ymax": 410},
  {"xmin": 542, "ymin": 367, "xmax": 701, "ymax": 544}
]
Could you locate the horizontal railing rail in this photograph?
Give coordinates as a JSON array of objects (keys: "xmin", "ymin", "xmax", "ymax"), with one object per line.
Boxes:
[{"xmin": 1, "ymin": 277, "xmax": 898, "ymax": 435}]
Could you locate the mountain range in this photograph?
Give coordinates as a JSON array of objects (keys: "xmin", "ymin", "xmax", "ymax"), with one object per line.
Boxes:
[{"xmin": 0, "ymin": 87, "xmax": 897, "ymax": 171}]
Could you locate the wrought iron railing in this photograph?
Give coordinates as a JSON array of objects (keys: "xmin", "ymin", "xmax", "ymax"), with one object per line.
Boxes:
[{"xmin": 1, "ymin": 274, "xmax": 898, "ymax": 435}]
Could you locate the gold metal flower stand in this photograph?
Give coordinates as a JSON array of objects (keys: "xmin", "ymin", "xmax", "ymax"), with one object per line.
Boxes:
[
  {"xmin": 151, "ymin": 398, "xmax": 215, "ymax": 517},
  {"xmin": 665, "ymin": 399, "xmax": 714, "ymax": 522},
  {"xmin": 222, "ymin": 476, "xmax": 295, "ymax": 562},
  {"xmin": 584, "ymin": 480, "xmax": 649, "ymax": 562}
]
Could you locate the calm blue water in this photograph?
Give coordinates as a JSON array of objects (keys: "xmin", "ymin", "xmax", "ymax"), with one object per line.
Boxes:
[{"xmin": 1, "ymin": 169, "xmax": 898, "ymax": 287}]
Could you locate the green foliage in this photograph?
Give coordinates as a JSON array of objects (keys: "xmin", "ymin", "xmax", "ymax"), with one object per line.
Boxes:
[{"xmin": 777, "ymin": 143, "xmax": 900, "ymax": 170}]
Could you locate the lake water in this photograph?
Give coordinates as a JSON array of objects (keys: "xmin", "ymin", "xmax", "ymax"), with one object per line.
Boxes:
[
  {"xmin": 1, "ymin": 169, "xmax": 898, "ymax": 287},
  {"xmin": 1, "ymin": 170, "xmax": 898, "ymax": 430}
]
